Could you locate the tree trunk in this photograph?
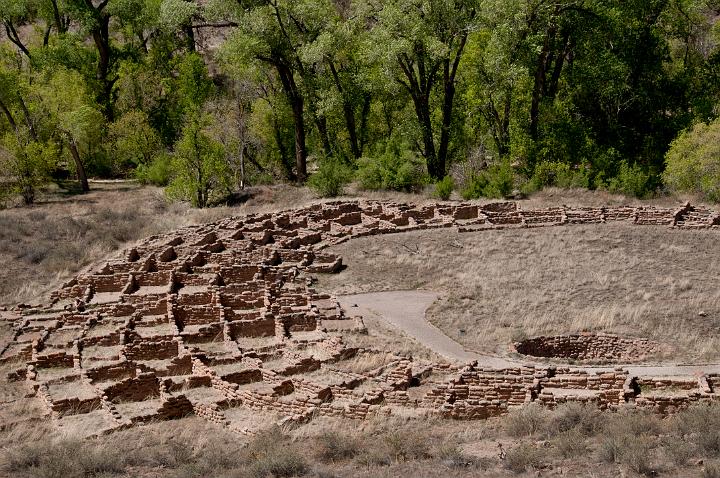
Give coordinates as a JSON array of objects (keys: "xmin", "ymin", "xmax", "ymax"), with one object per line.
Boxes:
[
  {"xmin": 68, "ymin": 139, "xmax": 90, "ymax": 192},
  {"xmin": 50, "ymin": 0, "xmax": 67, "ymax": 34},
  {"xmin": 328, "ymin": 61, "xmax": 361, "ymax": 159},
  {"xmin": 239, "ymin": 143, "xmax": 245, "ymax": 190},
  {"xmin": 358, "ymin": 93, "xmax": 371, "ymax": 156},
  {"xmin": 314, "ymin": 115, "xmax": 333, "ymax": 157},
  {"xmin": 275, "ymin": 63, "xmax": 308, "ymax": 182},
  {"xmin": 419, "ymin": 102, "xmax": 438, "ymax": 178},
  {"xmin": 92, "ymin": 14, "xmax": 113, "ymax": 120},
  {"xmin": 0, "ymin": 98, "xmax": 17, "ymax": 132},
  {"xmin": 291, "ymin": 94, "xmax": 308, "ymax": 181},
  {"xmin": 3, "ymin": 21, "xmax": 31, "ymax": 58},
  {"xmin": 18, "ymin": 96, "xmax": 37, "ymax": 141},
  {"xmin": 184, "ymin": 24, "xmax": 196, "ymax": 52}
]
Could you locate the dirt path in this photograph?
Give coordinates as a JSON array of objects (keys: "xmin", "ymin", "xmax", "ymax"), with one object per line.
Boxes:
[{"xmin": 338, "ymin": 290, "xmax": 720, "ymax": 377}]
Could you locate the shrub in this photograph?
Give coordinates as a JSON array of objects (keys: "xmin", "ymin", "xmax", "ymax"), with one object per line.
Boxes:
[
  {"xmin": 461, "ymin": 159, "xmax": 515, "ymax": 199},
  {"xmin": 605, "ymin": 160, "xmax": 651, "ymax": 198},
  {"xmin": 434, "ymin": 176, "xmax": 454, "ymax": 200},
  {"xmin": 600, "ymin": 434, "xmax": 656, "ymax": 476},
  {"xmin": 308, "ymin": 158, "xmax": 353, "ymax": 197},
  {"xmin": 246, "ymin": 428, "xmax": 308, "ymax": 478},
  {"xmin": 381, "ymin": 429, "xmax": 430, "ymax": 462},
  {"xmin": 357, "ymin": 140, "xmax": 428, "ymax": 192},
  {"xmin": 661, "ymin": 436, "xmax": 696, "ymax": 466},
  {"xmin": 504, "ymin": 403, "xmax": 548, "ymax": 438},
  {"xmin": 504, "ymin": 442, "xmax": 542, "ymax": 474},
  {"xmin": 0, "ymin": 133, "xmax": 55, "ymax": 205},
  {"xmin": 5, "ymin": 439, "xmax": 126, "ymax": 478},
  {"xmin": 437, "ymin": 444, "xmax": 474, "ymax": 468},
  {"xmin": 664, "ymin": 119, "xmax": 720, "ymax": 202},
  {"xmin": 704, "ymin": 462, "xmax": 720, "ymax": 478},
  {"xmin": 313, "ymin": 431, "xmax": 358, "ymax": 463},
  {"xmin": 135, "ymin": 152, "xmax": 173, "ymax": 186},
  {"xmin": 553, "ymin": 429, "xmax": 588, "ymax": 458},
  {"xmin": 108, "ymin": 110, "xmax": 162, "ymax": 175},
  {"xmin": 527, "ymin": 161, "xmax": 590, "ymax": 192},
  {"xmin": 549, "ymin": 402, "xmax": 600, "ymax": 436},
  {"xmin": 249, "ymin": 452, "xmax": 308, "ymax": 478}
]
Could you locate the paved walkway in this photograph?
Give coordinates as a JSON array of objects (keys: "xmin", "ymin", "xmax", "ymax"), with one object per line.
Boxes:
[{"xmin": 337, "ymin": 290, "xmax": 720, "ymax": 377}]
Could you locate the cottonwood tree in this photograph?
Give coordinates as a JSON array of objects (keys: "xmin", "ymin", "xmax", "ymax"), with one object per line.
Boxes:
[
  {"xmin": 300, "ymin": 9, "xmax": 373, "ymax": 160},
  {"xmin": 215, "ymin": 0, "xmax": 341, "ymax": 181},
  {"xmin": 38, "ymin": 68, "xmax": 105, "ymax": 192},
  {"xmin": 361, "ymin": 0, "xmax": 477, "ymax": 179},
  {"xmin": 166, "ymin": 114, "xmax": 231, "ymax": 207},
  {"xmin": 205, "ymin": 80, "xmax": 261, "ymax": 190}
]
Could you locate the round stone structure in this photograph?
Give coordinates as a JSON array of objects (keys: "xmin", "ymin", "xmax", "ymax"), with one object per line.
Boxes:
[{"xmin": 514, "ymin": 333, "xmax": 661, "ymax": 361}]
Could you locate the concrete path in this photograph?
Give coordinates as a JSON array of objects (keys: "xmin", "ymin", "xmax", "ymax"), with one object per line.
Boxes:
[
  {"xmin": 337, "ymin": 290, "xmax": 515, "ymax": 367},
  {"xmin": 337, "ymin": 290, "xmax": 720, "ymax": 377}
]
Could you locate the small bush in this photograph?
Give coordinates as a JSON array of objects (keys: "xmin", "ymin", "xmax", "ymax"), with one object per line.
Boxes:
[
  {"xmin": 313, "ymin": 431, "xmax": 358, "ymax": 463},
  {"xmin": 249, "ymin": 452, "xmax": 308, "ymax": 478},
  {"xmin": 553, "ymin": 429, "xmax": 588, "ymax": 458},
  {"xmin": 308, "ymin": 158, "xmax": 353, "ymax": 198},
  {"xmin": 434, "ymin": 176, "xmax": 454, "ymax": 200},
  {"xmin": 437, "ymin": 444, "xmax": 474, "ymax": 468},
  {"xmin": 526, "ymin": 161, "xmax": 590, "ymax": 192},
  {"xmin": 605, "ymin": 160, "xmax": 652, "ymax": 198},
  {"xmin": 661, "ymin": 436, "xmax": 696, "ymax": 466},
  {"xmin": 357, "ymin": 140, "xmax": 428, "ymax": 192},
  {"xmin": 549, "ymin": 402, "xmax": 600, "ymax": 436},
  {"xmin": 504, "ymin": 442, "xmax": 542, "ymax": 474},
  {"xmin": 136, "ymin": 152, "xmax": 173, "ymax": 186},
  {"xmin": 246, "ymin": 428, "xmax": 308, "ymax": 478},
  {"xmin": 600, "ymin": 433, "xmax": 656, "ymax": 475},
  {"xmin": 461, "ymin": 159, "xmax": 515, "ymax": 199},
  {"xmin": 664, "ymin": 119, "xmax": 720, "ymax": 202},
  {"xmin": 703, "ymin": 462, "xmax": 720, "ymax": 478},
  {"xmin": 5, "ymin": 439, "xmax": 126, "ymax": 478},
  {"xmin": 381, "ymin": 429, "xmax": 430, "ymax": 462},
  {"xmin": 355, "ymin": 448, "xmax": 392, "ymax": 467},
  {"xmin": 505, "ymin": 403, "xmax": 548, "ymax": 438}
]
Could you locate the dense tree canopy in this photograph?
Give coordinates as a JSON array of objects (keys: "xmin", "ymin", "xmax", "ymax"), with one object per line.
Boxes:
[{"xmin": 1, "ymin": 0, "xmax": 720, "ymax": 204}]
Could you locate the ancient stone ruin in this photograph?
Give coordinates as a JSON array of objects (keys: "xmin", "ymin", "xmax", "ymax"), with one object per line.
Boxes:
[
  {"xmin": 0, "ymin": 200, "xmax": 718, "ymax": 436},
  {"xmin": 514, "ymin": 334, "xmax": 662, "ymax": 362}
]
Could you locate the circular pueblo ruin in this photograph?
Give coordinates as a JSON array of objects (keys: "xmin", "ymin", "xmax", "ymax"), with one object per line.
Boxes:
[{"xmin": 0, "ymin": 200, "xmax": 718, "ymax": 436}]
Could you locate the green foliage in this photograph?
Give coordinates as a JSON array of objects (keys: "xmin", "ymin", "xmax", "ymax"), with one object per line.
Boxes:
[
  {"xmin": 176, "ymin": 53, "xmax": 214, "ymax": 112},
  {"xmin": 135, "ymin": 152, "xmax": 173, "ymax": 186},
  {"xmin": 664, "ymin": 119, "xmax": 720, "ymax": 202},
  {"xmin": 165, "ymin": 115, "xmax": 231, "ymax": 207},
  {"xmin": 308, "ymin": 157, "xmax": 353, "ymax": 197},
  {"xmin": 357, "ymin": 141, "xmax": 428, "ymax": 192},
  {"xmin": 0, "ymin": 133, "xmax": 55, "ymax": 204},
  {"xmin": 605, "ymin": 161, "xmax": 652, "ymax": 199},
  {"xmin": 461, "ymin": 160, "xmax": 515, "ymax": 199},
  {"xmin": 526, "ymin": 161, "xmax": 591, "ymax": 193},
  {"xmin": 108, "ymin": 111, "xmax": 162, "ymax": 174},
  {"xmin": 434, "ymin": 176, "xmax": 454, "ymax": 200},
  {"xmin": 3, "ymin": 0, "xmax": 720, "ymax": 202}
]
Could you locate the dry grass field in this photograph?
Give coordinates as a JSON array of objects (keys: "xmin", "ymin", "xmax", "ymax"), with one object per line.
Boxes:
[
  {"xmin": 2, "ymin": 395, "xmax": 720, "ymax": 477},
  {"xmin": 318, "ymin": 223, "xmax": 720, "ymax": 362},
  {"xmin": 2, "ymin": 184, "xmax": 720, "ymax": 477}
]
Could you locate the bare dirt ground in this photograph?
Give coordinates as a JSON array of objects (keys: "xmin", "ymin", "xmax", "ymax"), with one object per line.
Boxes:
[{"xmin": 319, "ymin": 224, "xmax": 720, "ymax": 363}]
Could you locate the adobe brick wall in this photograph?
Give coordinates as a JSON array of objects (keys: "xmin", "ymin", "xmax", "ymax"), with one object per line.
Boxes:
[{"xmin": 3, "ymin": 200, "xmax": 718, "ymax": 436}]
